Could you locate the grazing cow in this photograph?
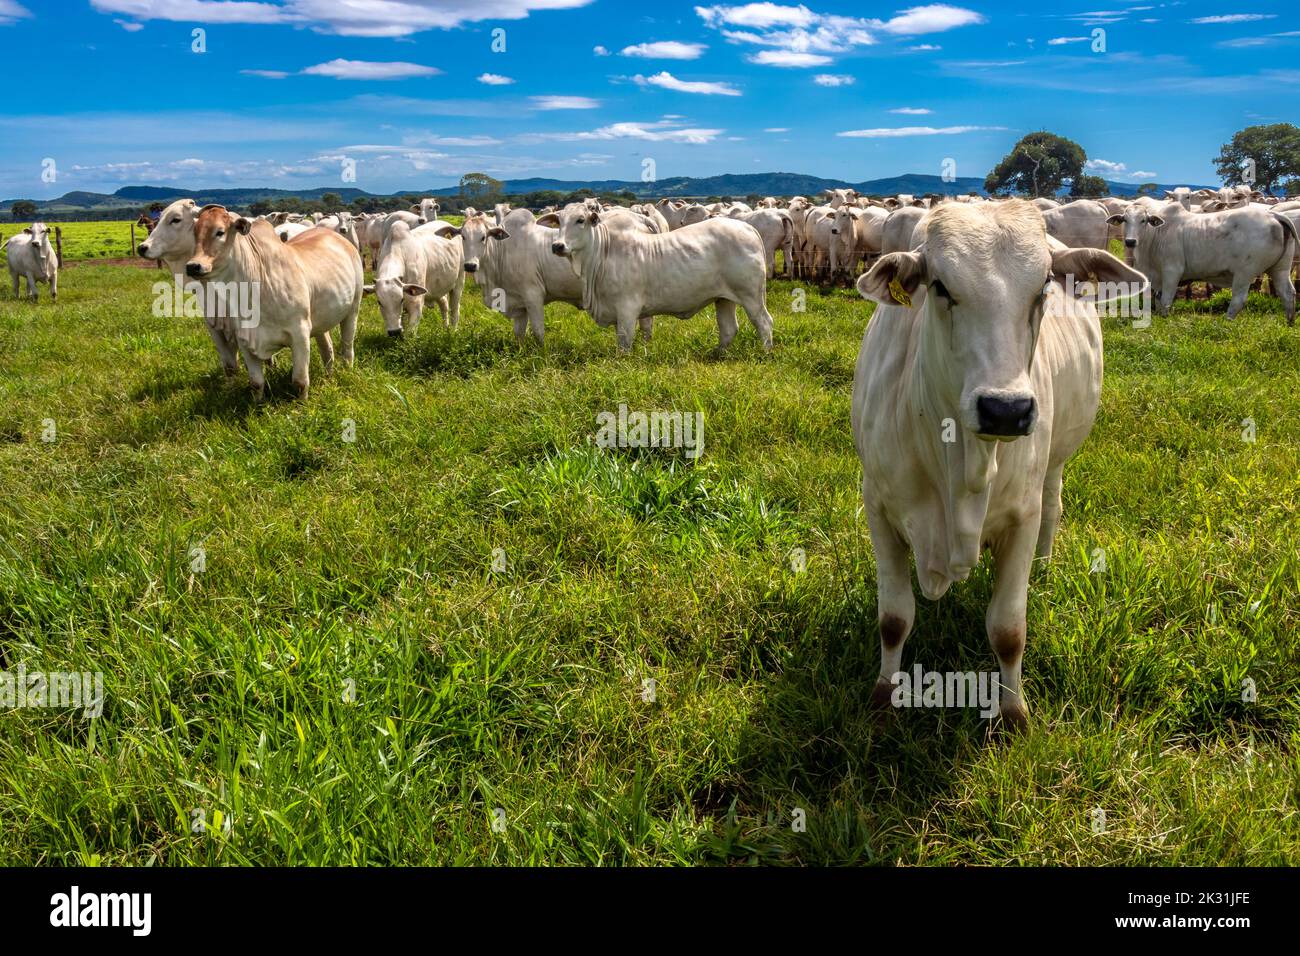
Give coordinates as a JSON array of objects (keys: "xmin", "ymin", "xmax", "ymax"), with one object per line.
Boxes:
[
  {"xmin": 544, "ymin": 206, "xmax": 773, "ymax": 353},
  {"xmin": 185, "ymin": 206, "xmax": 363, "ymax": 400},
  {"xmin": 6, "ymin": 222, "xmax": 58, "ymax": 302},
  {"xmin": 1041, "ymin": 199, "xmax": 1111, "ymax": 251},
  {"xmin": 138, "ymin": 198, "xmax": 245, "ymax": 377},
  {"xmin": 733, "ymin": 207, "xmax": 796, "ymax": 278},
  {"xmin": 853, "ymin": 199, "xmax": 1146, "ymax": 727},
  {"xmin": 1110, "ymin": 201, "xmax": 1297, "ymax": 323},
  {"xmin": 436, "ymin": 209, "xmax": 583, "ymax": 345},
  {"xmin": 365, "ymin": 220, "xmax": 464, "ymax": 336},
  {"xmin": 880, "ymin": 206, "xmax": 929, "ymax": 254}
]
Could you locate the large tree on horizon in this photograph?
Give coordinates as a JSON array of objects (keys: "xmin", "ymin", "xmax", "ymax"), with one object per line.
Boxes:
[
  {"xmin": 1214, "ymin": 123, "xmax": 1300, "ymax": 195},
  {"xmin": 984, "ymin": 132, "xmax": 1087, "ymax": 198}
]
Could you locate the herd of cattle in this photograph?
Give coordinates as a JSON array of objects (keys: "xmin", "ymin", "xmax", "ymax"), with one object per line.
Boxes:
[{"xmin": 3, "ymin": 184, "xmax": 1295, "ymax": 726}]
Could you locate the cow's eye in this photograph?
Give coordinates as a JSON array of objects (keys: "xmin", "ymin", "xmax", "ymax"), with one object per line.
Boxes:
[
  {"xmin": 576, "ymin": 217, "xmax": 585, "ymax": 225},
  {"xmin": 932, "ymin": 279, "xmax": 955, "ymax": 305},
  {"xmin": 170, "ymin": 217, "xmax": 181, "ymax": 224},
  {"xmin": 215, "ymin": 230, "xmax": 225, "ymax": 237}
]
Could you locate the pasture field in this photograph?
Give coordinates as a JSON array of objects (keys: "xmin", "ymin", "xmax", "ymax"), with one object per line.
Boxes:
[
  {"xmin": 0, "ymin": 260, "xmax": 1297, "ymax": 865},
  {"xmin": 0, "ymin": 220, "xmax": 140, "ymax": 265}
]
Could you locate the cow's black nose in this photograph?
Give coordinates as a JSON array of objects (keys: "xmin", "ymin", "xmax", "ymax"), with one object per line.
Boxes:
[
  {"xmin": 977, "ymin": 395, "xmax": 1037, "ymax": 437},
  {"xmin": 185, "ymin": 263, "xmax": 203, "ymax": 278},
  {"xmin": 551, "ymin": 242, "xmax": 565, "ymax": 255},
  {"xmin": 388, "ymin": 329, "xmax": 402, "ymax": 338},
  {"xmin": 464, "ymin": 263, "xmax": 477, "ymax": 273},
  {"xmin": 1124, "ymin": 238, "xmax": 1137, "ymax": 248}
]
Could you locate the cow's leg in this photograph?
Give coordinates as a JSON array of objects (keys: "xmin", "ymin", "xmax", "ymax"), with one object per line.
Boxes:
[
  {"xmin": 510, "ymin": 310, "xmax": 528, "ymax": 345},
  {"xmin": 238, "ymin": 341, "xmax": 266, "ymax": 401},
  {"xmin": 637, "ymin": 313, "xmax": 654, "ymax": 343},
  {"xmin": 867, "ymin": 507, "xmax": 915, "ymax": 711},
  {"xmin": 1225, "ymin": 274, "xmax": 1251, "ymax": 321},
  {"xmin": 10, "ymin": 271, "xmax": 17, "ymax": 298},
  {"xmin": 448, "ymin": 281, "xmax": 462, "ymax": 331},
  {"xmin": 26, "ymin": 274, "xmax": 37, "ymax": 300},
  {"xmin": 206, "ymin": 325, "xmax": 240, "ymax": 378},
  {"xmin": 986, "ymin": 519, "xmax": 1040, "ymax": 729},
  {"xmin": 614, "ymin": 309, "xmax": 638, "ymax": 353},
  {"xmin": 739, "ymin": 292, "xmax": 774, "ymax": 351},
  {"xmin": 1157, "ymin": 270, "xmax": 1180, "ymax": 315},
  {"xmin": 765, "ymin": 245, "xmax": 776, "ymax": 280},
  {"xmin": 314, "ymin": 329, "xmax": 335, "ymax": 373},
  {"xmin": 714, "ymin": 299, "xmax": 739, "ymax": 351},
  {"xmin": 289, "ymin": 329, "xmax": 312, "ymax": 400},
  {"xmin": 339, "ymin": 303, "xmax": 357, "ymax": 367},
  {"xmin": 525, "ymin": 298, "xmax": 546, "ymax": 345},
  {"xmin": 434, "ymin": 294, "xmax": 448, "ymax": 330},
  {"xmin": 1035, "ymin": 464, "xmax": 1065, "ymax": 560},
  {"xmin": 49, "ymin": 271, "xmax": 57, "ymax": 303},
  {"xmin": 1266, "ymin": 259, "xmax": 1296, "ymax": 326}
]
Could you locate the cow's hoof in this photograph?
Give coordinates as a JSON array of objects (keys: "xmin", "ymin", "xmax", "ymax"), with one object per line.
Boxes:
[
  {"xmin": 870, "ymin": 677, "xmax": 897, "ymax": 711},
  {"xmin": 998, "ymin": 703, "xmax": 1030, "ymax": 734},
  {"xmin": 387, "ymin": 329, "xmax": 402, "ymax": 338}
]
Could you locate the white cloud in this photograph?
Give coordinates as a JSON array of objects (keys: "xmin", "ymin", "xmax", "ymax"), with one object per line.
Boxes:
[
  {"xmin": 593, "ymin": 44, "xmax": 611, "ymax": 55},
  {"xmin": 1191, "ymin": 14, "xmax": 1276, "ymax": 24},
  {"xmin": 908, "ymin": 43, "xmax": 941, "ymax": 50},
  {"xmin": 889, "ymin": 106, "xmax": 931, "ymax": 114},
  {"xmin": 1085, "ymin": 158, "xmax": 1157, "ymax": 180},
  {"xmin": 89, "ymin": 0, "xmax": 600, "ymax": 38},
  {"xmin": 301, "ymin": 59, "xmax": 442, "ymax": 80},
  {"xmin": 837, "ymin": 124, "xmax": 1007, "ymax": 137},
  {"xmin": 0, "ymin": 0, "xmax": 31, "ymax": 24},
  {"xmin": 477, "ymin": 73, "xmax": 515, "ymax": 85},
  {"xmin": 531, "ymin": 95, "xmax": 602, "ymax": 109},
  {"xmin": 750, "ymin": 50, "xmax": 833, "ymax": 66},
  {"xmin": 878, "ymin": 4, "xmax": 985, "ymax": 35},
  {"xmin": 114, "ymin": 18, "xmax": 143, "ymax": 31},
  {"xmin": 813, "ymin": 73, "xmax": 855, "ymax": 85},
  {"xmin": 696, "ymin": 3, "xmax": 817, "ymax": 29},
  {"xmin": 632, "ymin": 71, "xmax": 742, "ymax": 95},
  {"xmin": 242, "ymin": 69, "xmax": 291, "ymax": 79},
  {"xmin": 529, "ymin": 119, "xmax": 724, "ymax": 144},
  {"xmin": 1048, "ymin": 36, "xmax": 1089, "ymax": 45},
  {"xmin": 621, "ymin": 40, "xmax": 708, "ymax": 59},
  {"xmin": 764, "ymin": 127, "xmax": 790, "ymax": 132}
]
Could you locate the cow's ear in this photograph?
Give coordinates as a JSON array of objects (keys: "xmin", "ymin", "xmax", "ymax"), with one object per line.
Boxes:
[
  {"xmin": 23, "ymin": 227, "xmax": 32, "ymax": 234},
  {"xmin": 536, "ymin": 213, "xmax": 561, "ymax": 228},
  {"xmin": 1146, "ymin": 215, "xmax": 1165, "ymax": 227},
  {"xmin": 410, "ymin": 205, "xmax": 421, "ymax": 213},
  {"xmin": 488, "ymin": 227, "xmax": 510, "ymax": 240},
  {"xmin": 1106, "ymin": 213, "xmax": 1124, "ymax": 224},
  {"xmin": 433, "ymin": 225, "xmax": 460, "ymax": 239},
  {"xmin": 1051, "ymin": 247, "xmax": 1148, "ymax": 304},
  {"xmin": 234, "ymin": 217, "xmax": 253, "ymax": 235},
  {"xmin": 403, "ymin": 284, "xmax": 428, "ymax": 297},
  {"xmin": 857, "ymin": 250, "xmax": 927, "ymax": 307}
]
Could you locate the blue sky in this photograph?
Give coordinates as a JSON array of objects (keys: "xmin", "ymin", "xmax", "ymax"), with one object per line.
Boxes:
[{"xmin": 0, "ymin": 0, "xmax": 1296, "ymax": 198}]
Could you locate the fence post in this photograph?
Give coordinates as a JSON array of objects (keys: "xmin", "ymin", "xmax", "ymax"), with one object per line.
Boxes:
[
  {"xmin": 131, "ymin": 223, "xmax": 136, "ymax": 257},
  {"xmin": 55, "ymin": 226, "xmax": 63, "ymax": 270}
]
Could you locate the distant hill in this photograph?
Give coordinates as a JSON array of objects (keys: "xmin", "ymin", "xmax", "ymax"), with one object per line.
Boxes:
[{"xmin": 3, "ymin": 173, "xmax": 1217, "ymax": 218}]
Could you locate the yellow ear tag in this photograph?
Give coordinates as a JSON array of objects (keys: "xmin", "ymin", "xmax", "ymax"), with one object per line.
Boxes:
[{"xmin": 888, "ymin": 277, "xmax": 913, "ymax": 308}]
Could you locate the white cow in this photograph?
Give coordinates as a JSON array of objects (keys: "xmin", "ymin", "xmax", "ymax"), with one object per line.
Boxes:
[
  {"xmin": 365, "ymin": 220, "xmax": 464, "ymax": 336},
  {"xmin": 852, "ymin": 199, "xmax": 1146, "ymax": 727},
  {"xmin": 1110, "ymin": 200, "xmax": 1297, "ymax": 323},
  {"xmin": 733, "ymin": 207, "xmax": 795, "ymax": 278},
  {"xmin": 1041, "ymin": 200, "xmax": 1111, "ymax": 251},
  {"xmin": 138, "ymin": 198, "xmax": 244, "ymax": 376},
  {"xmin": 276, "ymin": 222, "xmax": 314, "ymax": 243},
  {"xmin": 436, "ymin": 209, "xmax": 583, "ymax": 345},
  {"xmin": 880, "ymin": 206, "xmax": 929, "ymax": 255},
  {"xmin": 631, "ymin": 203, "xmax": 671, "ymax": 234},
  {"xmin": 412, "ymin": 198, "xmax": 442, "ymax": 223},
  {"xmin": 544, "ymin": 206, "xmax": 773, "ymax": 353},
  {"xmin": 6, "ymin": 222, "xmax": 57, "ymax": 301},
  {"xmin": 186, "ymin": 206, "xmax": 363, "ymax": 400}
]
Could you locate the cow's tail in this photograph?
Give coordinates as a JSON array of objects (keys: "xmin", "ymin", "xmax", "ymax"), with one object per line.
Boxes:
[
  {"xmin": 1273, "ymin": 212, "xmax": 1299, "ymax": 252},
  {"xmin": 780, "ymin": 213, "xmax": 795, "ymax": 275}
]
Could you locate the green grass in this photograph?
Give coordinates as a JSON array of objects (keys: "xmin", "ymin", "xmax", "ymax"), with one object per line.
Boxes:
[
  {"xmin": 1, "ymin": 220, "xmax": 142, "ymax": 263},
  {"xmin": 0, "ymin": 263, "xmax": 1297, "ymax": 865}
]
